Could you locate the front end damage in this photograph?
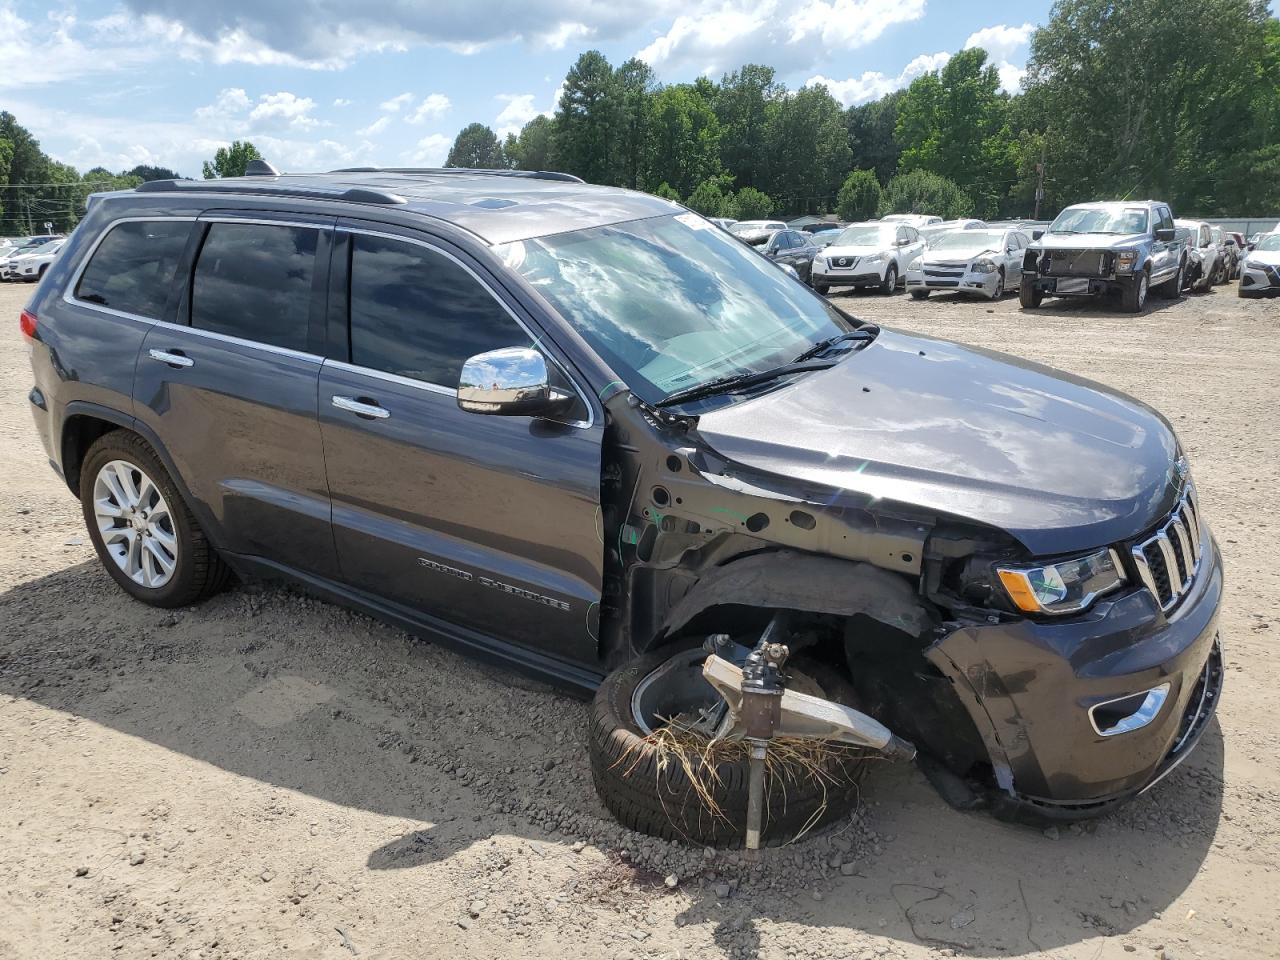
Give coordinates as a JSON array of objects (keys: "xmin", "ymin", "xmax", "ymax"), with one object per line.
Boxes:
[{"xmin": 596, "ymin": 387, "xmax": 1224, "ymax": 825}]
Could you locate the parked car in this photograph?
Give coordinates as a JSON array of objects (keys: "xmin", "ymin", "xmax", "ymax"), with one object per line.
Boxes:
[
  {"xmin": 727, "ymin": 220, "xmax": 786, "ymax": 244},
  {"xmin": 880, "ymin": 213, "xmax": 942, "ymax": 227},
  {"xmin": 708, "ymin": 217, "xmax": 737, "ymax": 231},
  {"xmin": 1237, "ymin": 232, "xmax": 1280, "ymax": 297},
  {"xmin": 905, "ymin": 227, "xmax": 1030, "ymax": 300},
  {"xmin": 918, "ymin": 219, "xmax": 988, "ymax": 247},
  {"xmin": 799, "ymin": 221, "xmax": 846, "ymax": 234},
  {"xmin": 1020, "ymin": 201, "xmax": 1187, "ymax": 312},
  {"xmin": 0, "ymin": 237, "xmax": 66, "ymax": 281},
  {"xmin": 23, "ymin": 169, "xmax": 1223, "ymax": 842},
  {"xmin": 810, "ymin": 221, "xmax": 926, "ymax": 295},
  {"xmin": 809, "ymin": 228, "xmax": 843, "ymax": 249},
  {"xmin": 0, "ymin": 238, "xmax": 65, "ymax": 280},
  {"xmin": 759, "ymin": 228, "xmax": 818, "ymax": 282},
  {"xmin": 1175, "ymin": 219, "xmax": 1221, "ymax": 293}
]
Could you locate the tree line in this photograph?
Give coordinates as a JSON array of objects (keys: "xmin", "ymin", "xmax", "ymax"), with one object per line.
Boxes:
[{"xmin": 446, "ymin": 0, "xmax": 1280, "ymax": 221}]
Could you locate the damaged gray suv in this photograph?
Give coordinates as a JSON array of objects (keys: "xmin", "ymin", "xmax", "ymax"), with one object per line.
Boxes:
[{"xmin": 24, "ymin": 168, "xmax": 1223, "ymax": 845}]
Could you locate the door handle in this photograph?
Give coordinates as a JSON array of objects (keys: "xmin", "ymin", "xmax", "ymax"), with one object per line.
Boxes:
[
  {"xmin": 332, "ymin": 395, "xmax": 391, "ymax": 420},
  {"xmin": 148, "ymin": 348, "xmax": 193, "ymax": 368}
]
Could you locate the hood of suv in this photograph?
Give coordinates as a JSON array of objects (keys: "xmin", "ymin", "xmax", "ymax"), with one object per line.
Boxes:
[
  {"xmin": 822, "ymin": 243, "xmax": 887, "ymax": 259},
  {"xmin": 1034, "ymin": 232, "xmax": 1147, "ymax": 251},
  {"xmin": 694, "ymin": 329, "xmax": 1181, "ymax": 556}
]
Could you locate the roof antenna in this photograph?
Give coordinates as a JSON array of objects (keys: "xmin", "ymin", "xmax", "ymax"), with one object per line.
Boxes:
[{"xmin": 244, "ymin": 159, "xmax": 280, "ymax": 177}]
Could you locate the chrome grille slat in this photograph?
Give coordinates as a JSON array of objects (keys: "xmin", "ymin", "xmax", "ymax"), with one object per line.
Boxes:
[{"xmin": 1129, "ymin": 481, "xmax": 1203, "ymax": 612}]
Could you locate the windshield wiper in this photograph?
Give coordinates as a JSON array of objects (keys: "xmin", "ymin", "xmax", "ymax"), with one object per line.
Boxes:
[
  {"xmin": 790, "ymin": 329, "xmax": 875, "ymax": 364},
  {"xmin": 657, "ymin": 358, "xmax": 838, "ymax": 408}
]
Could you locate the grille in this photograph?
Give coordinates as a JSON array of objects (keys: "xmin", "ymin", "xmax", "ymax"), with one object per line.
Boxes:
[
  {"xmin": 1129, "ymin": 485, "xmax": 1202, "ymax": 611},
  {"xmin": 924, "ymin": 268, "xmax": 965, "ymax": 278},
  {"xmin": 1044, "ymin": 249, "xmax": 1115, "ymax": 278},
  {"xmin": 830, "ymin": 256, "xmax": 856, "ymax": 269}
]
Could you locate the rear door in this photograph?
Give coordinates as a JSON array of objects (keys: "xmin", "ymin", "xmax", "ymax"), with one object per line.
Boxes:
[
  {"xmin": 132, "ymin": 211, "xmax": 339, "ymax": 578},
  {"xmin": 317, "ymin": 220, "xmax": 603, "ymax": 664}
]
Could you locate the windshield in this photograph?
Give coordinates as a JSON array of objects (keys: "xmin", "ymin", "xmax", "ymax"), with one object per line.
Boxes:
[
  {"xmin": 1255, "ymin": 234, "xmax": 1280, "ymax": 251},
  {"xmin": 498, "ymin": 213, "xmax": 855, "ymax": 406},
  {"xmin": 834, "ymin": 225, "xmax": 891, "ymax": 247},
  {"xmin": 1049, "ymin": 206, "xmax": 1149, "ymax": 235},
  {"xmin": 929, "ymin": 230, "xmax": 1004, "ymax": 251}
]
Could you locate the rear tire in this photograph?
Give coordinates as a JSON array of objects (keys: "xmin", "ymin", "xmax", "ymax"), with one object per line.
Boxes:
[
  {"xmin": 80, "ymin": 431, "xmax": 231, "ymax": 608},
  {"xmin": 1019, "ymin": 281, "xmax": 1043, "ymax": 308},
  {"xmin": 589, "ymin": 644, "xmax": 868, "ymax": 847}
]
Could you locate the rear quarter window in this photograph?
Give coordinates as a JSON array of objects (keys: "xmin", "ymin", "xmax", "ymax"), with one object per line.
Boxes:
[{"xmin": 74, "ymin": 220, "xmax": 192, "ymax": 319}]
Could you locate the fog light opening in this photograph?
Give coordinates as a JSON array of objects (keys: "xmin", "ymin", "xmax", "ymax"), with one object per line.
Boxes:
[{"xmin": 1089, "ymin": 682, "xmax": 1171, "ymax": 737}]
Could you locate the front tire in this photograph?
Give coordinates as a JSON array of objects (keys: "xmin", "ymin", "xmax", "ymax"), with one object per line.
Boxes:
[
  {"xmin": 589, "ymin": 644, "xmax": 868, "ymax": 847},
  {"xmin": 988, "ymin": 269, "xmax": 1005, "ymax": 300},
  {"xmin": 80, "ymin": 431, "xmax": 231, "ymax": 607},
  {"xmin": 1155, "ymin": 260, "xmax": 1185, "ymax": 299},
  {"xmin": 1019, "ymin": 280, "xmax": 1043, "ymax": 308},
  {"xmin": 1121, "ymin": 270, "xmax": 1149, "ymax": 313},
  {"xmin": 813, "ymin": 281, "xmax": 830, "ymax": 295},
  {"xmin": 909, "ymin": 289, "xmax": 930, "ymax": 300},
  {"xmin": 880, "ymin": 263, "xmax": 898, "ymax": 294}
]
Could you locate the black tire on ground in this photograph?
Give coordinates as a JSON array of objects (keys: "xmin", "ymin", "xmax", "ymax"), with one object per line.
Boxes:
[
  {"xmin": 1121, "ymin": 269, "xmax": 1149, "ymax": 313},
  {"xmin": 80, "ymin": 430, "xmax": 232, "ymax": 607},
  {"xmin": 1155, "ymin": 259, "xmax": 1184, "ymax": 299},
  {"xmin": 909, "ymin": 289, "xmax": 930, "ymax": 300},
  {"xmin": 813, "ymin": 282, "xmax": 830, "ymax": 295},
  {"xmin": 1237, "ymin": 284, "xmax": 1257, "ymax": 298},
  {"xmin": 989, "ymin": 268, "xmax": 1005, "ymax": 300},
  {"xmin": 879, "ymin": 263, "xmax": 898, "ymax": 294},
  {"xmin": 589, "ymin": 644, "xmax": 869, "ymax": 847},
  {"xmin": 1019, "ymin": 281, "xmax": 1043, "ymax": 308}
]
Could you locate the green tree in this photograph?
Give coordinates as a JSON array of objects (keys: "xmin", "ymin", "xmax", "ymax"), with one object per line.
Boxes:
[
  {"xmin": 846, "ymin": 91, "xmax": 904, "ymax": 184},
  {"xmin": 835, "ymin": 170, "xmax": 882, "ymax": 221},
  {"xmin": 714, "ymin": 64, "xmax": 784, "ymax": 189},
  {"xmin": 643, "ymin": 84, "xmax": 723, "ymax": 198},
  {"xmin": 880, "ymin": 169, "xmax": 971, "ymax": 220},
  {"xmin": 894, "ymin": 49, "xmax": 1016, "ymax": 218},
  {"xmin": 730, "ymin": 186, "xmax": 774, "ymax": 219},
  {"xmin": 445, "ymin": 123, "xmax": 506, "ymax": 168},
  {"xmin": 556, "ymin": 50, "xmax": 623, "ymax": 184},
  {"xmin": 615, "ymin": 58, "xmax": 657, "ymax": 189},
  {"xmin": 509, "ymin": 115, "xmax": 557, "ymax": 171},
  {"xmin": 762, "ymin": 84, "xmax": 851, "ymax": 214},
  {"xmin": 686, "ymin": 174, "xmax": 735, "ymax": 216},
  {"xmin": 127, "ymin": 164, "xmax": 182, "ymax": 181},
  {"xmin": 652, "ymin": 182, "xmax": 681, "ymax": 202},
  {"xmin": 202, "ymin": 141, "xmax": 262, "ymax": 179}
]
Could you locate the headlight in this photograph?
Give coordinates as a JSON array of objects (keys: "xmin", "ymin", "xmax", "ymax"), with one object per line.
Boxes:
[
  {"xmin": 972, "ymin": 258, "xmax": 997, "ymax": 274},
  {"xmin": 862, "ymin": 252, "xmax": 882, "ymax": 264},
  {"xmin": 996, "ymin": 548, "xmax": 1126, "ymax": 615},
  {"xmin": 906, "ymin": 256, "xmax": 923, "ymax": 271},
  {"xmin": 1115, "ymin": 250, "xmax": 1139, "ymax": 273}
]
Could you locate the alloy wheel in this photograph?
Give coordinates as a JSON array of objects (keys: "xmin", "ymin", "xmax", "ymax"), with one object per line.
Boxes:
[{"xmin": 92, "ymin": 459, "xmax": 179, "ymax": 588}]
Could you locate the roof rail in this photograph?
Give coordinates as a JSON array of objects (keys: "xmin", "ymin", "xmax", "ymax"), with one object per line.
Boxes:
[
  {"xmin": 329, "ymin": 166, "xmax": 585, "ymax": 184},
  {"xmin": 133, "ymin": 179, "xmax": 407, "ymax": 205}
]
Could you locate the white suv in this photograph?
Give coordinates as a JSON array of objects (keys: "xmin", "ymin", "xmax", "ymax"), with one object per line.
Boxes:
[
  {"xmin": 1, "ymin": 238, "xmax": 66, "ymax": 282},
  {"xmin": 810, "ymin": 222, "xmax": 926, "ymax": 295}
]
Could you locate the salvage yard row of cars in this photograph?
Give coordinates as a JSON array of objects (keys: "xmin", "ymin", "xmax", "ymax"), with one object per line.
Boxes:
[
  {"xmin": 0, "ymin": 234, "xmax": 67, "ymax": 282},
  {"xmin": 718, "ymin": 206, "xmax": 1277, "ymax": 311}
]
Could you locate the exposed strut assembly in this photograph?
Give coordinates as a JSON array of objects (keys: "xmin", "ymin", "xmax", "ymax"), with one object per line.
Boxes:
[{"xmin": 702, "ymin": 613, "xmax": 917, "ymax": 850}]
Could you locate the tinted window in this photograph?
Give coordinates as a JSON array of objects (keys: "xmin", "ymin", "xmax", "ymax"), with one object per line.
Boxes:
[
  {"xmin": 349, "ymin": 234, "xmax": 532, "ymax": 387},
  {"xmin": 191, "ymin": 223, "xmax": 318, "ymax": 352},
  {"xmin": 75, "ymin": 221, "xmax": 190, "ymax": 318}
]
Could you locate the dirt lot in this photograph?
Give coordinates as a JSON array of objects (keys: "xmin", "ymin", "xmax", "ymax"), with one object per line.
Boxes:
[{"xmin": 1, "ymin": 279, "xmax": 1278, "ymax": 960}]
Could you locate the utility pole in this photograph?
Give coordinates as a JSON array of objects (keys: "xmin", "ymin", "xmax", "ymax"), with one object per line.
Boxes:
[{"xmin": 1033, "ymin": 140, "xmax": 1046, "ymax": 220}]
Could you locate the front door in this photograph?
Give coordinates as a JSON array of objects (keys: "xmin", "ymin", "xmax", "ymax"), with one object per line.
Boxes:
[
  {"xmin": 132, "ymin": 213, "xmax": 339, "ymax": 579},
  {"xmin": 317, "ymin": 223, "xmax": 603, "ymax": 665}
]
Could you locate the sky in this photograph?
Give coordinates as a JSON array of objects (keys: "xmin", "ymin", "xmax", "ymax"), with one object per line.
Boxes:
[{"xmin": 1, "ymin": 0, "xmax": 1066, "ymax": 178}]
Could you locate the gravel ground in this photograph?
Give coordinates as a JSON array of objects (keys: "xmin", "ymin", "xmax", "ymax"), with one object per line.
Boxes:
[{"xmin": 1, "ymin": 279, "xmax": 1277, "ymax": 960}]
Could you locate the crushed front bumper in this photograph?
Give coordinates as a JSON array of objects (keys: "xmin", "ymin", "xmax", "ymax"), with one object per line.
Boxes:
[
  {"xmin": 1023, "ymin": 271, "xmax": 1137, "ymax": 298},
  {"xmin": 929, "ymin": 531, "xmax": 1223, "ymax": 818},
  {"xmin": 905, "ymin": 266, "xmax": 1000, "ymax": 297}
]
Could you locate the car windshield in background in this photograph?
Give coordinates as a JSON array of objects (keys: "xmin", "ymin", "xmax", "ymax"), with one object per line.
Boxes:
[
  {"xmin": 1255, "ymin": 234, "xmax": 1280, "ymax": 251},
  {"xmin": 1049, "ymin": 207, "xmax": 1149, "ymax": 235},
  {"xmin": 834, "ymin": 225, "xmax": 891, "ymax": 246},
  {"xmin": 498, "ymin": 213, "xmax": 854, "ymax": 407},
  {"xmin": 929, "ymin": 230, "xmax": 1004, "ymax": 251}
]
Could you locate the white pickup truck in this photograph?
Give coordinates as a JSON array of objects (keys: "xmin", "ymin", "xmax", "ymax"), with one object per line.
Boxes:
[{"xmin": 1019, "ymin": 200, "xmax": 1188, "ymax": 313}]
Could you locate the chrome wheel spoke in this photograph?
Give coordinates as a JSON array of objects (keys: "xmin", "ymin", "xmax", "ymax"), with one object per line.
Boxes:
[
  {"xmin": 143, "ymin": 539, "xmax": 175, "ymax": 580},
  {"xmin": 92, "ymin": 458, "xmax": 179, "ymax": 589},
  {"xmin": 150, "ymin": 524, "xmax": 177, "ymax": 551}
]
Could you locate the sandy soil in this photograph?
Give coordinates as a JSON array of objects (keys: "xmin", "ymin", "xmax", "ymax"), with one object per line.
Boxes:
[{"xmin": 1, "ymin": 279, "xmax": 1278, "ymax": 960}]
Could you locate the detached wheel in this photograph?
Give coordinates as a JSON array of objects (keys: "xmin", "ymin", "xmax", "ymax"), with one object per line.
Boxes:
[
  {"xmin": 589, "ymin": 643, "xmax": 868, "ymax": 847},
  {"xmin": 80, "ymin": 431, "xmax": 231, "ymax": 607},
  {"xmin": 1019, "ymin": 282, "xmax": 1043, "ymax": 308}
]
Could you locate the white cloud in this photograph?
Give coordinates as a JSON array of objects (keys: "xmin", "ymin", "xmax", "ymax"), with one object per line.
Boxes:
[
  {"xmin": 404, "ymin": 133, "xmax": 452, "ymax": 167},
  {"xmin": 380, "ymin": 92, "xmax": 414, "ymax": 112},
  {"xmin": 249, "ymin": 91, "xmax": 320, "ymax": 130},
  {"xmin": 964, "ymin": 22, "xmax": 1034, "ymax": 93},
  {"xmin": 194, "ymin": 87, "xmax": 252, "ymax": 123},
  {"xmin": 407, "ymin": 94, "xmax": 452, "ymax": 124},
  {"xmin": 356, "ymin": 116, "xmax": 392, "ymax": 137},
  {"xmin": 333, "ymin": 98, "xmax": 352, "ymax": 107},
  {"xmin": 537, "ymin": 21, "xmax": 593, "ymax": 50},
  {"xmin": 810, "ymin": 51, "xmax": 951, "ymax": 108},
  {"xmin": 0, "ymin": 7, "xmax": 168, "ymax": 88},
  {"xmin": 638, "ymin": 0, "xmax": 926, "ymax": 77},
  {"xmin": 494, "ymin": 94, "xmax": 539, "ymax": 137}
]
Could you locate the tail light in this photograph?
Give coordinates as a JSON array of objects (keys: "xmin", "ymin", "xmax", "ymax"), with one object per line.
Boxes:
[{"xmin": 20, "ymin": 309, "xmax": 38, "ymax": 339}]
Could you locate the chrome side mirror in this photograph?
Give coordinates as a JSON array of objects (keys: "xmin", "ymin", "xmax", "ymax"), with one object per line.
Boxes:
[{"xmin": 457, "ymin": 346, "xmax": 574, "ymax": 417}]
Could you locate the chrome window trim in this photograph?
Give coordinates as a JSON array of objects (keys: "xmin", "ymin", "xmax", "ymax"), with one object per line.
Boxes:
[
  {"xmin": 338, "ymin": 226, "xmax": 595, "ymax": 430},
  {"xmin": 199, "ymin": 215, "xmax": 334, "ymax": 231},
  {"xmin": 62, "ymin": 215, "xmax": 199, "ymax": 324},
  {"xmin": 150, "ymin": 319, "xmax": 323, "ymax": 363}
]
